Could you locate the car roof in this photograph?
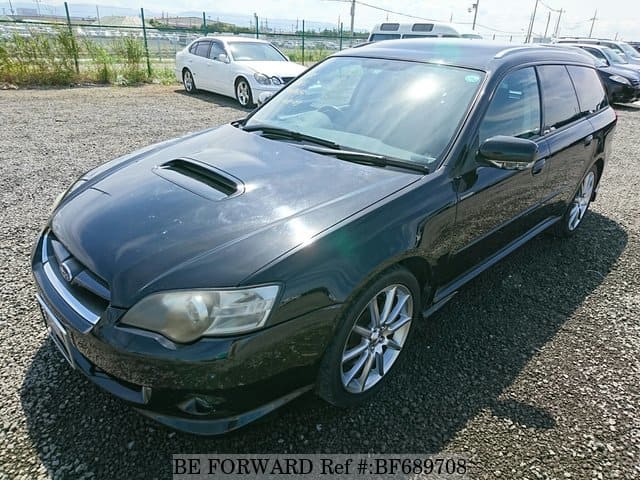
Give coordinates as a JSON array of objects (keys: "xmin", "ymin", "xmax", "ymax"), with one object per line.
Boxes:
[
  {"xmin": 333, "ymin": 38, "xmax": 596, "ymax": 71},
  {"xmin": 192, "ymin": 36, "xmax": 269, "ymax": 44}
]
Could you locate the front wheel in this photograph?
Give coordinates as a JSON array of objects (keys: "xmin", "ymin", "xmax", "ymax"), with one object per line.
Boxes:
[
  {"xmin": 555, "ymin": 164, "xmax": 598, "ymax": 237},
  {"xmin": 317, "ymin": 266, "xmax": 420, "ymax": 408},
  {"xmin": 235, "ymin": 78, "xmax": 254, "ymax": 108}
]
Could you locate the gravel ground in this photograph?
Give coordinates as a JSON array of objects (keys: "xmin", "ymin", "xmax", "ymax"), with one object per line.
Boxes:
[{"xmin": 0, "ymin": 85, "xmax": 639, "ymax": 480}]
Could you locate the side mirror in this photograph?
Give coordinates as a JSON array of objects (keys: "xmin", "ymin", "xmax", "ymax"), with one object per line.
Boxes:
[
  {"xmin": 478, "ymin": 135, "xmax": 538, "ymax": 170},
  {"xmin": 257, "ymin": 91, "xmax": 274, "ymax": 106},
  {"xmin": 217, "ymin": 53, "xmax": 230, "ymax": 64}
]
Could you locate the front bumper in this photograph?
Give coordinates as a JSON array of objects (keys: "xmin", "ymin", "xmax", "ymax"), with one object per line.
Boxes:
[
  {"xmin": 31, "ymin": 229, "xmax": 341, "ymax": 434},
  {"xmin": 610, "ymin": 83, "xmax": 640, "ymax": 104}
]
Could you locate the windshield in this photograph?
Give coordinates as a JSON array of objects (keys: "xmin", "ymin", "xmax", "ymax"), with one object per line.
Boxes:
[
  {"xmin": 246, "ymin": 56, "xmax": 484, "ymax": 168},
  {"xmin": 602, "ymin": 47, "xmax": 628, "ymax": 64},
  {"xmin": 228, "ymin": 42, "xmax": 286, "ymax": 61},
  {"xmin": 618, "ymin": 42, "xmax": 640, "ymax": 59}
]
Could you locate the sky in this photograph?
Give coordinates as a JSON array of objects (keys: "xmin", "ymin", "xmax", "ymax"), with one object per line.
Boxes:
[{"xmin": 3, "ymin": 0, "xmax": 638, "ymax": 41}]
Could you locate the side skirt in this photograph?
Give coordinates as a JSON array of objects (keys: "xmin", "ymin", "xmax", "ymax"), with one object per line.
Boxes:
[{"xmin": 423, "ymin": 216, "xmax": 561, "ymax": 317}]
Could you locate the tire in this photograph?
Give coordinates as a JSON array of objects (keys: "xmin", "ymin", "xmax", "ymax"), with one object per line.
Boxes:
[
  {"xmin": 183, "ymin": 69, "xmax": 197, "ymax": 94},
  {"xmin": 554, "ymin": 164, "xmax": 598, "ymax": 238},
  {"xmin": 317, "ymin": 266, "xmax": 421, "ymax": 408},
  {"xmin": 235, "ymin": 78, "xmax": 254, "ymax": 108}
]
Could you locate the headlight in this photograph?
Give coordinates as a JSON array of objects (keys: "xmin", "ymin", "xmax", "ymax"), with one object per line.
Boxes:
[
  {"xmin": 270, "ymin": 76, "xmax": 282, "ymax": 85},
  {"xmin": 609, "ymin": 74, "xmax": 631, "ymax": 85},
  {"xmin": 120, "ymin": 285, "xmax": 280, "ymax": 342},
  {"xmin": 254, "ymin": 73, "xmax": 271, "ymax": 85}
]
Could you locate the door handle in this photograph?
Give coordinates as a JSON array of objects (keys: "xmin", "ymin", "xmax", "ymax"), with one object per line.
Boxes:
[
  {"xmin": 531, "ymin": 158, "xmax": 546, "ymax": 176},
  {"xmin": 584, "ymin": 134, "xmax": 593, "ymax": 146}
]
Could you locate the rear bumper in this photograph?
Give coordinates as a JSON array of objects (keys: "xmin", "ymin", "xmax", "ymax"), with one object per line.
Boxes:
[{"xmin": 31, "ymin": 229, "xmax": 342, "ymax": 434}]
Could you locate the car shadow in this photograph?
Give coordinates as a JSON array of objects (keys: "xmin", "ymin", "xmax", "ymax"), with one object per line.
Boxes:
[
  {"xmin": 173, "ymin": 89, "xmax": 250, "ymax": 111},
  {"xmin": 20, "ymin": 211, "xmax": 627, "ymax": 478}
]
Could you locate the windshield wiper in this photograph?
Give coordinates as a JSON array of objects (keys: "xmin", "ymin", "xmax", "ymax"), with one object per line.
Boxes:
[
  {"xmin": 298, "ymin": 144, "xmax": 429, "ymax": 174},
  {"xmin": 241, "ymin": 124, "xmax": 340, "ymax": 149}
]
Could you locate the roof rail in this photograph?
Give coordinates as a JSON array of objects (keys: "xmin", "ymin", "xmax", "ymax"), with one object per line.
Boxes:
[{"xmin": 494, "ymin": 45, "xmax": 535, "ymax": 59}]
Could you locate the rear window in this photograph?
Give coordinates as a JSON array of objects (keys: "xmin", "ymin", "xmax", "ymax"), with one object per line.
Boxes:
[
  {"xmin": 566, "ymin": 66, "xmax": 608, "ymax": 115},
  {"xmin": 380, "ymin": 23, "xmax": 400, "ymax": 31},
  {"xmin": 537, "ymin": 65, "xmax": 581, "ymax": 131}
]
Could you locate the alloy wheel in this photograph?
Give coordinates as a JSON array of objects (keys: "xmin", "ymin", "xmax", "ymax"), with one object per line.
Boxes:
[
  {"xmin": 567, "ymin": 171, "xmax": 595, "ymax": 231},
  {"xmin": 340, "ymin": 284, "xmax": 413, "ymax": 394},
  {"xmin": 183, "ymin": 70, "xmax": 194, "ymax": 92},
  {"xmin": 236, "ymin": 81, "xmax": 251, "ymax": 107}
]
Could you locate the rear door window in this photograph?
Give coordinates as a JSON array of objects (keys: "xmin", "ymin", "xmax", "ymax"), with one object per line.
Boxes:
[
  {"xmin": 537, "ymin": 65, "xmax": 581, "ymax": 131},
  {"xmin": 194, "ymin": 41, "xmax": 211, "ymax": 58},
  {"xmin": 566, "ymin": 66, "xmax": 608, "ymax": 115}
]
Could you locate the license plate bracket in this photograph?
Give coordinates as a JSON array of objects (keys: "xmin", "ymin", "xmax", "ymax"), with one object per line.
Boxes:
[{"xmin": 37, "ymin": 294, "xmax": 76, "ymax": 369}]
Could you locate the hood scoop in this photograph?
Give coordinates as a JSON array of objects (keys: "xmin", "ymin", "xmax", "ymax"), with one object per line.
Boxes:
[{"xmin": 153, "ymin": 158, "xmax": 244, "ymax": 201}]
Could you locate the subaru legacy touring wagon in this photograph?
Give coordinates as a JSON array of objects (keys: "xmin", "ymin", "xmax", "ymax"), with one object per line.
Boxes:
[{"xmin": 32, "ymin": 40, "xmax": 616, "ymax": 434}]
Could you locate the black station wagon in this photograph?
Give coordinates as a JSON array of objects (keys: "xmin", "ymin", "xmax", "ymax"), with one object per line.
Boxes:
[{"xmin": 32, "ymin": 40, "xmax": 617, "ymax": 434}]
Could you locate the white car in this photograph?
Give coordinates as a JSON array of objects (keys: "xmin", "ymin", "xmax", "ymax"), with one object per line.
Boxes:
[{"xmin": 175, "ymin": 36, "xmax": 306, "ymax": 107}]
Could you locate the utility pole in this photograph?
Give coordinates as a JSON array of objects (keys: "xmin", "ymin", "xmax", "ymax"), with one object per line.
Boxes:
[
  {"xmin": 588, "ymin": 9, "xmax": 597, "ymax": 38},
  {"xmin": 543, "ymin": 11, "xmax": 551, "ymax": 39},
  {"xmin": 350, "ymin": 0, "xmax": 355, "ymax": 43},
  {"xmin": 472, "ymin": 1, "xmax": 480, "ymax": 31},
  {"xmin": 96, "ymin": 5, "xmax": 100, "ymax": 25},
  {"xmin": 553, "ymin": 8, "xmax": 563, "ymax": 38},
  {"xmin": 525, "ymin": 0, "xmax": 539, "ymax": 43}
]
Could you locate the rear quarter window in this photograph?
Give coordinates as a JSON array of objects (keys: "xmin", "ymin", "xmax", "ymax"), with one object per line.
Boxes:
[
  {"xmin": 537, "ymin": 65, "xmax": 581, "ymax": 131},
  {"xmin": 566, "ymin": 66, "xmax": 608, "ymax": 114}
]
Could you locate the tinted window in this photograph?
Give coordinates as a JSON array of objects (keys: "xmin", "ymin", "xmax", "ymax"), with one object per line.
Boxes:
[
  {"xmin": 537, "ymin": 65, "xmax": 581, "ymax": 131},
  {"xmin": 370, "ymin": 33, "xmax": 401, "ymax": 41},
  {"xmin": 412, "ymin": 23, "xmax": 434, "ymax": 32},
  {"xmin": 479, "ymin": 67, "xmax": 541, "ymax": 142},
  {"xmin": 380, "ymin": 23, "xmax": 400, "ymax": 31},
  {"xmin": 581, "ymin": 46, "xmax": 607, "ymax": 63},
  {"xmin": 194, "ymin": 41, "xmax": 211, "ymax": 58},
  {"xmin": 567, "ymin": 66, "xmax": 608, "ymax": 114}
]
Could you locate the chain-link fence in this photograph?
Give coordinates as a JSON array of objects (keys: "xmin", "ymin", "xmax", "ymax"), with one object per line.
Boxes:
[{"xmin": 0, "ymin": 2, "xmax": 373, "ymax": 86}]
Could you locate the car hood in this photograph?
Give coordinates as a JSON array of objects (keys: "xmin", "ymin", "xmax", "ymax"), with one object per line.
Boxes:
[
  {"xmin": 51, "ymin": 125, "xmax": 420, "ymax": 307},
  {"xmin": 601, "ymin": 64, "xmax": 640, "ymax": 79},
  {"xmin": 610, "ymin": 62, "xmax": 640, "ymax": 74},
  {"xmin": 238, "ymin": 60, "xmax": 306, "ymax": 78}
]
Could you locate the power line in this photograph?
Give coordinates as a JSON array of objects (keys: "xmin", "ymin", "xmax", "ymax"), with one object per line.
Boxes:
[
  {"xmin": 539, "ymin": 0, "xmax": 561, "ymax": 13},
  {"xmin": 322, "ymin": 0, "xmax": 524, "ymax": 36}
]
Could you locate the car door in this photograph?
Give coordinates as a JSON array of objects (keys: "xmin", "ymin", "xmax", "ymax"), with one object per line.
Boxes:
[
  {"xmin": 204, "ymin": 40, "xmax": 231, "ymax": 94},
  {"xmin": 190, "ymin": 40, "xmax": 212, "ymax": 91},
  {"xmin": 536, "ymin": 65, "xmax": 599, "ymax": 217},
  {"xmin": 447, "ymin": 67, "xmax": 553, "ymax": 280}
]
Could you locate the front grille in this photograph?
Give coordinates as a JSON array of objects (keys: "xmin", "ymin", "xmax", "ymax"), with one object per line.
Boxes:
[
  {"xmin": 41, "ymin": 230, "xmax": 109, "ymax": 325},
  {"xmin": 281, "ymin": 77, "xmax": 294, "ymax": 84},
  {"xmin": 630, "ymin": 78, "xmax": 640, "ymax": 87}
]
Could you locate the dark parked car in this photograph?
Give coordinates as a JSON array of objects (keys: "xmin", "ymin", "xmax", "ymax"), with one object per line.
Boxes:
[
  {"xmin": 32, "ymin": 40, "xmax": 617, "ymax": 435},
  {"xmin": 549, "ymin": 44, "xmax": 640, "ymax": 104},
  {"xmin": 556, "ymin": 38, "xmax": 640, "ymax": 64}
]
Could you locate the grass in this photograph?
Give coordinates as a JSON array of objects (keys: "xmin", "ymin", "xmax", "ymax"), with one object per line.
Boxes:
[
  {"xmin": 0, "ymin": 29, "xmax": 178, "ymax": 87},
  {"xmin": 285, "ymin": 47, "xmax": 332, "ymax": 64}
]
